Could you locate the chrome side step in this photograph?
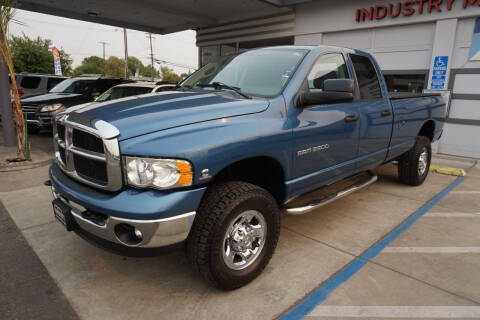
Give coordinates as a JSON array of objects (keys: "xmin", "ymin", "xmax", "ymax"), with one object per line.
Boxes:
[{"xmin": 283, "ymin": 172, "xmax": 378, "ymax": 215}]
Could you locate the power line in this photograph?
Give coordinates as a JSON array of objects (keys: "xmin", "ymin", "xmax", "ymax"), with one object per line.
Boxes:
[{"xmin": 154, "ymin": 59, "xmax": 196, "ymax": 71}]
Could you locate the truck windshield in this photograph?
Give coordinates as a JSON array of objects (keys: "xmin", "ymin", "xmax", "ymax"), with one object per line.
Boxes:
[
  {"xmin": 49, "ymin": 78, "xmax": 96, "ymax": 94},
  {"xmin": 181, "ymin": 49, "xmax": 308, "ymax": 97}
]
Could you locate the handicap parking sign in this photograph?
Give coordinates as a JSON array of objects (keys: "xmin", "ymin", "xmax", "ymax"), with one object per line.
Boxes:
[{"xmin": 431, "ymin": 56, "xmax": 448, "ymax": 90}]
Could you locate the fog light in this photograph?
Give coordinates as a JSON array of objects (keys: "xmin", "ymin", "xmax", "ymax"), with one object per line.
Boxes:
[
  {"xmin": 114, "ymin": 223, "xmax": 143, "ymax": 246},
  {"xmin": 134, "ymin": 228, "xmax": 143, "ymax": 239}
]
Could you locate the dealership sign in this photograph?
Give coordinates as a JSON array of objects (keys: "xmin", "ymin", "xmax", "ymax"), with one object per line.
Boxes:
[{"xmin": 356, "ymin": 0, "xmax": 480, "ymax": 22}]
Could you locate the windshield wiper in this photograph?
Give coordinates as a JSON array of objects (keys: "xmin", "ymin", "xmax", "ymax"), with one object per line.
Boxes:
[
  {"xmin": 198, "ymin": 82, "xmax": 251, "ymax": 99},
  {"xmin": 175, "ymin": 84, "xmax": 192, "ymax": 91}
]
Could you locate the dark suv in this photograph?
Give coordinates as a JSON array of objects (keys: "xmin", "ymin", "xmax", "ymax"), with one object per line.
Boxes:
[{"xmin": 21, "ymin": 76, "xmax": 127, "ymax": 130}]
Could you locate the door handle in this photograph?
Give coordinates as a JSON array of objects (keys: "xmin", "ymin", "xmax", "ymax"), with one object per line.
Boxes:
[
  {"xmin": 344, "ymin": 114, "xmax": 359, "ymax": 123},
  {"xmin": 381, "ymin": 109, "xmax": 391, "ymax": 117}
]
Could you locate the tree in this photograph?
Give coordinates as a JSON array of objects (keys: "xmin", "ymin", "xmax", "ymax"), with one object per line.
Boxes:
[
  {"xmin": 101, "ymin": 56, "xmax": 124, "ymax": 77},
  {"xmin": 9, "ymin": 33, "xmax": 72, "ymax": 75},
  {"xmin": 142, "ymin": 64, "xmax": 160, "ymax": 79},
  {"xmin": 160, "ymin": 65, "xmax": 181, "ymax": 83},
  {"xmin": 1, "ymin": 0, "xmax": 26, "ymax": 159},
  {"xmin": 73, "ymin": 56, "xmax": 104, "ymax": 76},
  {"xmin": 127, "ymin": 56, "xmax": 144, "ymax": 77}
]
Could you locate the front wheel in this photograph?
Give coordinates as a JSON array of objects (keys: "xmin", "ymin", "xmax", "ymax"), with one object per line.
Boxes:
[
  {"xmin": 398, "ymin": 136, "xmax": 432, "ymax": 186},
  {"xmin": 186, "ymin": 181, "xmax": 280, "ymax": 290}
]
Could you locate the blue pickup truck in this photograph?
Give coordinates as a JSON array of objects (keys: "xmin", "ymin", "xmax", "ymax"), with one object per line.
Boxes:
[{"xmin": 49, "ymin": 46, "xmax": 446, "ymax": 289}]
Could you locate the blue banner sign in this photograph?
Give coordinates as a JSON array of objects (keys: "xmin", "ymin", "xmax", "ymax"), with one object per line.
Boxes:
[
  {"xmin": 469, "ymin": 17, "xmax": 480, "ymax": 61},
  {"xmin": 431, "ymin": 56, "xmax": 448, "ymax": 90}
]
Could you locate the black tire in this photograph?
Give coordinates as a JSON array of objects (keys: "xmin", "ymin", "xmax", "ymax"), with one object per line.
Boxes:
[
  {"xmin": 186, "ymin": 181, "xmax": 280, "ymax": 290},
  {"xmin": 398, "ymin": 136, "xmax": 431, "ymax": 186}
]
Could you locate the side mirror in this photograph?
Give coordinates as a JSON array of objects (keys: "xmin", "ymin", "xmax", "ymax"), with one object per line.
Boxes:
[
  {"xmin": 92, "ymin": 91, "xmax": 100, "ymax": 100},
  {"xmin": 298, "ymin": 79, "xmax": 354, "ymax": 107}
]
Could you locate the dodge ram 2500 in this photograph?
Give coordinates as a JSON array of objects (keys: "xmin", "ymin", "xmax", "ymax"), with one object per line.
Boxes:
[{"xmin": 49, "ymin": 46, "xmax": 446, "ymax": 289}]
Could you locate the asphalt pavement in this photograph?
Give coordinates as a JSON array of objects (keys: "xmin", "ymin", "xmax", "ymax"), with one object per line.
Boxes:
[{"xmin": 0, "ymin": 133, "xmax": 478, "ymax": 320}]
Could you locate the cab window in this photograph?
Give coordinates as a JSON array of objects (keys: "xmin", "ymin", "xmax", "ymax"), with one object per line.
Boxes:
[
  {"xmin": 349, "ymin": 54, "xmax": 382, "ymax": 100},
  {"xmin": 307, "ymin": 53, "xmax": 349, "ymax": 91}
]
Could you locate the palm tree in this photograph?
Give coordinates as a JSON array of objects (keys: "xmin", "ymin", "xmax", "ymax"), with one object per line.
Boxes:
[{"xmin": 0, "ymin": 0, "xmax": 26, "ymax": 160}]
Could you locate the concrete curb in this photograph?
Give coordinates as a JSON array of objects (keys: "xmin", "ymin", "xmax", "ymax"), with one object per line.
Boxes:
[
  {"xmin": 430, "ymin": 165, "xmax": 467, "ymax": 177},
  {"xmin": 0, "ymin": 158, "xmax": 54, "ymax": 172}
]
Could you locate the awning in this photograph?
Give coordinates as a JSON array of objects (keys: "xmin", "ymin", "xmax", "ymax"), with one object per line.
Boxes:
[{"xmin": 18, "ymin": 0, "xmax": 311, "ymax": 34}]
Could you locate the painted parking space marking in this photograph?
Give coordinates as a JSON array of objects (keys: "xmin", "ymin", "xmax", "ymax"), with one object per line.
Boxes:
[
  {"xmin": 279, "ymin": 177, "xmax": 465, "ymax": 320},
  {"xmin": 450, "ymin": 190, "xmax": 480, "ymax": 194},
  {"xmin": 382, "ymin": 247, "xmax": 480, "ymax": 253},
  {"xmin": 425, "ymin": 212, "xmax": 480, "ymax": 217},
  {"xmin": 306, "ymin": 306, "xmax": 480, "ymax": 318}
]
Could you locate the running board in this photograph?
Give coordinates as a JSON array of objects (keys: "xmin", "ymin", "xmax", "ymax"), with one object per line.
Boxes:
[{"xmin": 283, "ymin": 172, "xmax": 378, "ymax": 215}]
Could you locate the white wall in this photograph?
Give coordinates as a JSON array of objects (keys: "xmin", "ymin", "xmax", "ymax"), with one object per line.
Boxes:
[
  {"xmin": 449, "ymin": 100, "xmax": 480, "ymax": 120},
  {"xmin": 438, "ymin": 123, "xmax": 480, "ymax": 158},
  {"xmin": 320, "ymin": 23, "xmax": 435, "ymax": 70},
  {"xmin": 295, "ymin": 0, "xmax": 480, "ymax": 35},
  {"xmin": 452, "ymin": 18, "xmax": 480, "ymax": 69},
  {"xmin": 453, "ymin": 74, "xmax": 480, "ymax": 94}
]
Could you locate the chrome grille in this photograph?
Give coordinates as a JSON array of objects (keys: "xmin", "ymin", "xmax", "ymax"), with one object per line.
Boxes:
[
  {"xmin": 22, "ymin": 104, "xmax": 38, "ymax": 117},
  {"xmin": 53, "ymin": 112, "xmax": 122, "ymax": 191}
]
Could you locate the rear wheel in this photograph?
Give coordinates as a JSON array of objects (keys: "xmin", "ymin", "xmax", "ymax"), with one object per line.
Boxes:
[
  {"xmin": 398, "ymin": 136, "xmax": 431, "ymax": 186},
  {"xmin": 187, "ymin": 181, "xmax": 280, "ymax": 290}
]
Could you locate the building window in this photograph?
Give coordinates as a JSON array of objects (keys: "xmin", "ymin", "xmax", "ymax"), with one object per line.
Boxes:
[
  {"xmin": 200, "ymin": 46, "xmax": 219, "ymax": 67},
  {"xmin": 238, "ymin": 36, "xmax": 294, "ymax": 52},
  {"xmin": 220, "ymin": 44, "xmax": 236, "ymax": 56},
  {"xmin": 383, "ymin": 74, "xmax": 426, "ymax": 93}
]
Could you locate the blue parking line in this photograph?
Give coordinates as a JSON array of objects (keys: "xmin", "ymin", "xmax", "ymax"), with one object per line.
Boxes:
[{"xmin": 279, "ymin": 176, "xmax": 465, "ymax": 320}]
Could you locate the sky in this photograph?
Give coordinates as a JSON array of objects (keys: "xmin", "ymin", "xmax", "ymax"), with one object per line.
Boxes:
[{"xmin": 10, "ymin": 9, "xmax": 199, "ymax": 75}]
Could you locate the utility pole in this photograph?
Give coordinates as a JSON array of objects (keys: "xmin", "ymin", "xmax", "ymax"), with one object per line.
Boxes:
[
  {"xmin": 0, "ymin": 61, "xmax": 15, "ymax": 147},
  {"xmin": 123, "ymin": 28, "xmax": 129, "ymax": 79},
  {"xmin": 99, "ymin": 41, "xmax": 108, "ymax": 60},
  {"xmin": 148, "ymin": 33, "xmax": 154, "ymax": 81}
]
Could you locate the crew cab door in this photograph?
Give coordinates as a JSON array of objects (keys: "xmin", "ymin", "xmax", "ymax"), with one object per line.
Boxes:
[
  {"xmin": 348, "ymin": 53, "xmax": 393, "ymax": 171},
  {"xmin": 292, "ymin": 53, "xmax": 360, "ymax": 192}
]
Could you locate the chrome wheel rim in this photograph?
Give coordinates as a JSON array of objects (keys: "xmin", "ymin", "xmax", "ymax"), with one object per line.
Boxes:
[
  {"xmin": 222, "ymin": 210, "xmax": 267, "ymax": 271},
  {"xmin": 418, "ymin": 147, "xmax": 428, "ymax": 176}
]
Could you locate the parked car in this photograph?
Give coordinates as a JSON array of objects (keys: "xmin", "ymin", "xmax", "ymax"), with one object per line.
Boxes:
[
  {"xmin": 20, "ymin": 76, "xmax": 127, "ymax": 130},
  {"xmin": 88, "ymin": 81, "xmax": 176, "ymax": 103},
  {"xmin": 13, "ymin": 73, "xmax": 67, "ymax": 99},
  {"xmin": 63, "ymin": 81, "xmax": 178, "ymax": 114},
  {"xmin": 48, "ymin": 46, "xmax": 446, "ymax": 290}
]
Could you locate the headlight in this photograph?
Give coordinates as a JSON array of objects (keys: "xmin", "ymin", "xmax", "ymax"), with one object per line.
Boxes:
[
  {"xmin": 40, "ymin": 103, "xmax": 63, "ymax": 112},
  {"xmin": 124, "ymin": 157, "xmax": 193, "ymax": 189}
]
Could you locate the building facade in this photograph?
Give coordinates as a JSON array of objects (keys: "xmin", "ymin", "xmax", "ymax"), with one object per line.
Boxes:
[{"xmin": 196, "ymin": 0, "xmax": 480, "ymax": 158}]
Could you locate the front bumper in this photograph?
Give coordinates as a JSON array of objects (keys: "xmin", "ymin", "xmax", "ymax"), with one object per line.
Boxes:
[
  {"xmin": 36, "ymin": 112, "xmax": 54, "ymax": 128},
  {"xmin": 49, "ymin": 162, "xmax": 206, "ymax": 248}
]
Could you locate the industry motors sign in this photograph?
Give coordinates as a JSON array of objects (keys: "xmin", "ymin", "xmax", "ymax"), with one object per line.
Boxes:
[{"xmin": 356, "ymin": 0, "xmax": 480, "ymax": 22}]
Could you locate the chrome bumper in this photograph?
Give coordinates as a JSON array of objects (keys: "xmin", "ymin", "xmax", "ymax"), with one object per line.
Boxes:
[{"xmin": 52, "ymin": 186, "xmax": 196, "ymax": 248}]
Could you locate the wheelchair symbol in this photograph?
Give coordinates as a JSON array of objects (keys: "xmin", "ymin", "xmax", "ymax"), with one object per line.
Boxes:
[{"xmin": 435, "ymin": 57, "xmax": 447, "ymax": 67}]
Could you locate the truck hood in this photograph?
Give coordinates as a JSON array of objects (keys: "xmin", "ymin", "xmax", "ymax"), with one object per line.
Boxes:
[
  {"xmin": 70, "ymin": 91, "xmax": 269, "ymax": 140},
  {"xmin": 21, "ymin": 92, "xmax": 83, "ymax": 106}
]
